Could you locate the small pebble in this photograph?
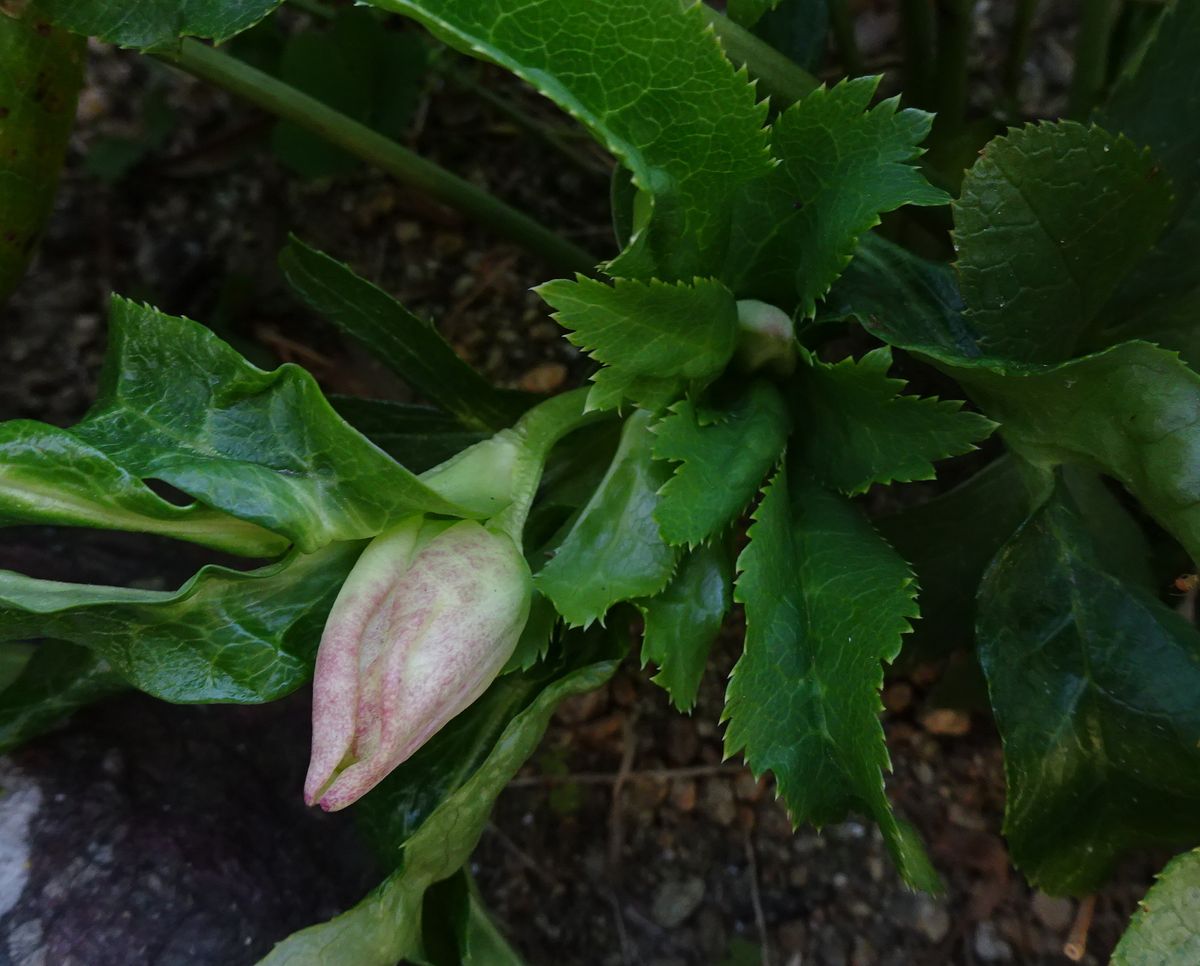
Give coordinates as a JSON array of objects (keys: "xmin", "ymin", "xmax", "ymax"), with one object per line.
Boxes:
[
  {"xmin": 920, "ymin": 708, "xmax": 972, "ymax": 736},
  {"xmin": 973, "ymin": 922, "xmax": 1013, "ymax": 962},
  {"xmin": 651, "ymin": 876, "xmax": 706, "ymax": 928},
  {"xmin": 518, "ymin": 361, "xmax": 567, "ymax": 393},
  {"xmin": 1031, "ymin": 891, "xmax": 1073, "ymax": 931},
  {"xmin": 914, "ymin": 896, "xmax": 950, "ymax": 943}
]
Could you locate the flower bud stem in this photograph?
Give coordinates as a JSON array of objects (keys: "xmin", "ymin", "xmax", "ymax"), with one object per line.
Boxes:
[{"xmin": 489, "ymin": 387, "xmax": 606, "ymax": 545}]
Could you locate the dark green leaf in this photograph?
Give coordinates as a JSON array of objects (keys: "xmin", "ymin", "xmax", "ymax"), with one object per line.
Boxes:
[
  {"xmin": 822, "ymin": 233, "xmax": 981, "ymax": 358},
  {"xmin": 954, "ymin": 121, "xmax": 1172, "ymax": 362},
  {"xmin": 950, "ymin": 341, "xmax": 1200, "ymax": 566},
  {"xmin": 260, "ymin": 630, "xmax": 621, "ymax": 966},
  {"xmin": 0, "ymin": 13, "xmax": 83, "ymax": 302},
  {"xmin": 725, "ymin": 464, "xmax": 938, "ymax": 890},
  {"xmin": 372, "ymin": 0, "xmax": 772, "ymax": 282},
  {"xmin": 536, "ymin": 410, "xmax": 677, "ymax": 626},
  {"xmin": 281, "ymin": 238, "xmax": 528, "ymax": 431},
  {"xmin": 652, "ymin": 381, "xmax": 790, "ymax": 546},
  {"xmin": 0, "ymin": 640, "xmax": 125, "ymax": 754},
  {"xmin": 272, "ymin": 10, "xmax": 427, "ymax": 178},
  {"xmin": 726, "ymin": 0, "xmax": 781, "ymax": 27},
  {"xmin": 1092, "ymin": 0, "xmax": 1200, "ymax": 364},
  {"xmin": 978, "ymin": 482, "xmax": 1200, "ymax": 894},
  {"xmin": 750, "ymin": 0, "xmax": 830, "ymax": 73},
  {"xmin": 327, "ymin": 397, "xmax": 488, "ymax": 473},
  {"xmin": 0, "ymin": 542, "xmax": 361, "ymax": 703},
  {"xmin": 537, "ymin": 275, "xmax": 738, "ymax": 412},
  {"xmin": 27, "ymin": 0, "xmax": 282, "ymax": 48},
  {"xmin": 722, "ymin": 77, "xmax": 947, "ymax": 314},
  {"xmin": 0, "ymin": 420, "xmax": 288, "ymax": 557},
  {"xmin": 637, "ymin": 541, "xmax": 732, "ymax": 712},
  {"xmin": 792, "ymin": 346, "xmax": 995, "ymax": 495},
  {"xmin": 877, "ymin": 456, "xmax": 1038, "ymax": 662},
  {"xmin": 73, "ymin": 298, "xmax": 471, "ymax": 553},
  {"xmin": 1112, "ymin": 848, "xmax": 1200, "ymax": 966}
]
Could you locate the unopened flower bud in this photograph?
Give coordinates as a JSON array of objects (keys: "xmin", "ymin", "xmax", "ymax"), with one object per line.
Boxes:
[
  {"xmin": 304, "ymin": 516, "xmax": 531, "ymax": 811},
  {"xmin": 735, "ymin": 299, "xmax": 797, "ymax": 375}
]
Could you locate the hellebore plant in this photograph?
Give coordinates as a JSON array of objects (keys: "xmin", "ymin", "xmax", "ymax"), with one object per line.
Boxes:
[{"xmin": 3, "ymin": 0, "xmax": 1200, "ymax": 963}]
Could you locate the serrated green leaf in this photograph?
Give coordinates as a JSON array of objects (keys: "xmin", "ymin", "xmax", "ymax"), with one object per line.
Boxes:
[
  {"xmin": 0, "ymin": 542, "xmax": 361, "ymax": 703},
  {"xmin": 0, "ymin": 640, "xmax": 125, "ymax": 754},
  {"xmin": 536, "ymin": 410, "xmax": 676, "ymax": 626},
  {"xmin": 1092, "ymin": 0, "xmax": 1200, "ymax": 365},
  {"xmin": 726, "ymin": 0, "xmax": 781, "ymax": 27},
  {"xmin": 637, "ymin": 541, "xmax": 732, "ymax": 712},
  {"xmin": 954, "ymin": 121, "xmax": 1173, "ymax": 362},
  {"xmin": 327, "ymin": 397, "xmax": 488, "ymax": 474},
  {"xmin": 0, "ymin": 13, "xmax": 83, "ymax": 302},
  {"xmin": 0, "ymin": 420, "xmax": 288, "ymax": 557},
  {"xmin": 259, "ymin": 630, "xmax": 621, "ymax": 966},
  {"xmin": 27, "ymin": 0, "xmax": 282, "ymax": 48},
  {"xmin": 721, "ymin": 76, "xmax": 947, "ymax": 314},
  {"xmin": 537, "ymin": 275, "xmax": 738, "ymax": 412},
  {"xmin": 281, "ymin": 237, "xmax": 527, "ymax": 430},
  {"xmin": 652, "ymin": 381, "xmax": 790, "ymax": 546},
  {"xmin": 792, "ymin": 346, "xmax": 995, "ymax": 495},
  {"xmin": 1112, "ymin": 848, "xmax": 1200, "ymax": 966},
  {"xmin": 978, "ymin": 480, "xmax": 1200, "ymax": 895},
  {"xmin": 71, "ymin": 298, "xmax": 471, "ymax": 553},
  {"xmin": 372, "ymin": 0, "xmax": 771, "ymax": 282},
  {"xmin": 724, "ymin": 464, "xmax": 938, "ymax": 891},
  {"xmin": 584, "ymin": 367, "xmax": 682, "ymax": 415}
]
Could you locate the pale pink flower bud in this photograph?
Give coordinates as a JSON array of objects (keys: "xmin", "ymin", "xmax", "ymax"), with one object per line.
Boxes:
[{"xmin": 304, "ymin": 517, "xmax": 531, "ymax": 811}]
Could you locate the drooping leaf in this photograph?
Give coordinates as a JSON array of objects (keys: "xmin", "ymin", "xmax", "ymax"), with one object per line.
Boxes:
[
  {"xmin": 724, "ymin": 464, "xmax": 938, "ymax": 890},
  {"xmin": 0, "ymin": 421, "xmax": 288, "ymax": 557},
  {"xmin": 328, "ymin": 397, "xmax": 488, "ymax": 474},
  {"xmin": 0, "ymin": 542, "xmax": 362, "ymax": 703},
  {"xmin": 978, "ymin": 481, "xmax": 1200, "ymax": 894},
  {"xmin": 1112, "ymin": 848, "xmax": 1200, "ymax": 966},
  {"xmin": 259, "ymin": 631, "xmax": 621, "ymax": 966},
  {"xmin": 537, "ymin": 275, "xmax": 738, "ymax": 412},
  {"xmin": 536, "ymin": 410, "xmax": 676, "ymax": 626},
  {"xmin": 721, "ymin": 76, "xmax": 947, "ymax": 314},
  {"xmin": 0, "ymin": 640, "xmax": 125, "ymax": 754},
  {"xmin": 1092, "ymin": 0, "xmax": 1200, "ymax": 365},
  {"xmin": 792, "ymin": 346, "xmax": 995, "ymax": 495},
  {"xmin": 72, "ymin": 298, "xmax": 471, "ymax": 553},
  {"xmin": 371, "ymin": 0, "xmax": 772, "ymax": 282},
  {"xmin": 281, "ymin": 237, "xmax": 528, "ymax": 431},
  {"xmin": 652, "ymin": 381, "xmax": 790, "ymax": 546},
  {"xmin": 637, "ymin": 541, "xmax": 732, "ymax": 712},
  {"xmin": 953, "ymin": 121, "xmax": 1173, "ymax": 362},
  {"xmin": 26, "ymin": 0, "xmax": 283, "ymax": 48},
  {"xmin": 0, "ymin": 12, "xmax": 83, "ymax": 302}
]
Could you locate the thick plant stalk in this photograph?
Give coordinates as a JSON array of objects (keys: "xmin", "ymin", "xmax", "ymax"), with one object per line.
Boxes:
[{"xmin": 155, "ymin": 39, "xmax": 599, "ymax": 275}]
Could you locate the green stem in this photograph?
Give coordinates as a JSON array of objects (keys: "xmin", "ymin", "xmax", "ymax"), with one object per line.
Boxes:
[
  {"xmin": 1067, "ymin": 0, "xmax": 1122, "ymax": 119},
  {"xmin": 1002, "ymin": 0, "xmax": 1040, "ymax": 102},
  {"xmin": 829, "ymin": 0, "xmax": 865, "ymax": 76},
  {"xmin": 489, "ymin": 387, "xmax": 603, "ymax": 544},
  {"xmin": 934, "ymin": 0, "xmax": 977, "ymax": 137},
  {"xmin": 701, "ymin": 8, "xmax": 819, "ymax": 106},
  {"xmin": 901, "ymin": 0, "xmax": 936, "ymax": 106},
  {"xmin": 154, "ymin": 40, "xmax": 599, "ymax": 276}
]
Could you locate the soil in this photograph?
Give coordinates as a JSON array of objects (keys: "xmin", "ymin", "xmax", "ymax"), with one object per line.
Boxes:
[{"xmin": 0, "ymin": 4, "xmax": 1164, "ymax": 965}]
